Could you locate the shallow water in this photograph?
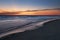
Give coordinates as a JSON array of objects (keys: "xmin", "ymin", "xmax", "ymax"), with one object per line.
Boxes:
[{"xmin": 0, "ymin": 15, "xmax": 60, "ymax": 37}]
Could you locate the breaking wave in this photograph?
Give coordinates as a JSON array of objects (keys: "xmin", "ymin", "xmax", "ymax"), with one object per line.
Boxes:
[{"xmin": 0, "ymin": 18, "xmax": 59, "ymax": 38}]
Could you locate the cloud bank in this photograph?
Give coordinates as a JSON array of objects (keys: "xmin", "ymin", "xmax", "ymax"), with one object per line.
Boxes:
[{"xmin": 0, "ymin": 8, "xmax": 60, "ymax": 15}]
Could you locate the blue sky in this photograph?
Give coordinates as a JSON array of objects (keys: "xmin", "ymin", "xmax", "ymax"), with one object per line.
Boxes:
[{"xmin": 0, "ymin": 0, "xmax": 60, "ymax": 11}]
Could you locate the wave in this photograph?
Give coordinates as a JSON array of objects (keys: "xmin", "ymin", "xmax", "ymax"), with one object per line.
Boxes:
[{"xmin": 0, "ymin": 19, "xmax": 59, "ymax": 38}]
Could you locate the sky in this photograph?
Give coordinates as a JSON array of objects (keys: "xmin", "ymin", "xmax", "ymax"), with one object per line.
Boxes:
[{"xmin": 0, "ymin": 0, "xmax": 60, "ymax": 15}]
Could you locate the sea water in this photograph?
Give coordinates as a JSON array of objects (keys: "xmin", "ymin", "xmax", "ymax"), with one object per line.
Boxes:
[{"xmin": 0, "ymin": 15, "xmax": 60, "ymax": 37}]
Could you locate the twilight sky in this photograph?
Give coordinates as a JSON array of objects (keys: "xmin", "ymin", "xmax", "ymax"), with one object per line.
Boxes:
[
  {"xmin": 0, "ymin": 0, "xmax": 60, "ymax": 15},
  {"xmin": 0, "ymin": 0, "xmax": 60, "ymax": 11}
]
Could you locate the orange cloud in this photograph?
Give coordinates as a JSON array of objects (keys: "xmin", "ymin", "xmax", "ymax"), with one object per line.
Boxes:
[
  {"xmin": 34, "ymin": 10, "xmax": 60, "ymax": 15},
  {"xmin": 17, "ymin": 10, "xmax": 60, "ymax": 15},
  {"xmin": 0, "ymin": 12, "xmax": 19, "ymax": 15},
  {"xmin": 0, "ymin": 8, "xmax": 60, "ymax": 15},
  {"xmin": 18, "ymin": 11, "xmax": 35, "ymax": 15}
]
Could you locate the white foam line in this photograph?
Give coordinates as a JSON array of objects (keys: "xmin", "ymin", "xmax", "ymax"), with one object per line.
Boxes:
[{"xmin": 0, "ymin": 19, "xmax": 57, "ymax": 38}]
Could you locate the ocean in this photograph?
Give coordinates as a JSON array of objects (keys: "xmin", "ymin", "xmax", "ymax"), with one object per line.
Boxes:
[
  {"xmin": 0, "ymin": 15, "xmax": 60, "ymax": 20},
  {"xmin": 0, "ymin": 15, "xmax": 60, "ymax": 37}
]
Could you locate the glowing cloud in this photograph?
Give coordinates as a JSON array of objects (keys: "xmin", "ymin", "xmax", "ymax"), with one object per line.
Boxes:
[
  {"xmin": 17, "ymin": 9, "xmax": 60, "ymax": 15},
  {"xmin": 0, "ymin": 8, "xmax": 60, "ymax": 15}
]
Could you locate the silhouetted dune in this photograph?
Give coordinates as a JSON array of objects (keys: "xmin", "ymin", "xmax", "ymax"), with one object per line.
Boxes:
[{"xmin": 0, "ymin": 19, "xmax": 60, "ymax": 40}]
